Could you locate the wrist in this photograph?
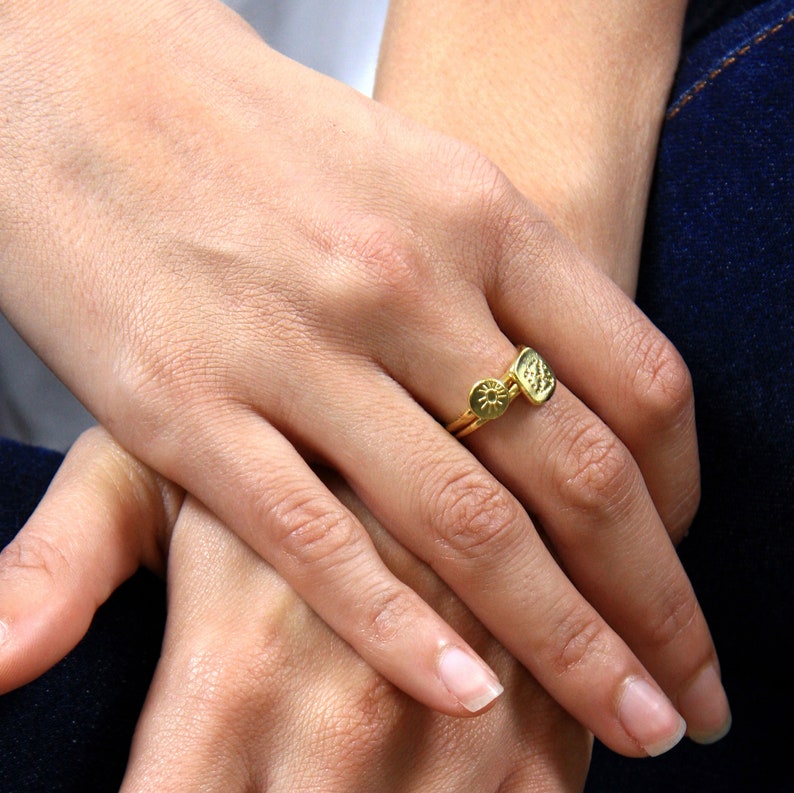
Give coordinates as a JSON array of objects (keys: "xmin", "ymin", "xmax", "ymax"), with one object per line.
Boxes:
[{"xmin": 375, "ymin": 1, "xmax": 688, "ymax": 294}]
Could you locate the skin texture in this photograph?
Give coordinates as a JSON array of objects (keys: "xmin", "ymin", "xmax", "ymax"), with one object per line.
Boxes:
[
  {"xmin": 377, "ymin": 0, "xmax": 689, "ymax": 296},
  {"xmin": 374, "ymin": 0, "xmax": 731, "ymax": 744},
  {"xmin": 0, "ymin": 0, "xmax": 728, "ymax": 767},
  {"xmin": 0, "ymin": 428, "xmax": 592, "ymax": 792}
]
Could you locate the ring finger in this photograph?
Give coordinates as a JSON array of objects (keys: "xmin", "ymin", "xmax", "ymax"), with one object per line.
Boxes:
[{"xmin": 304, "ymin": 356, "xmax": 685, "ymax": 756}]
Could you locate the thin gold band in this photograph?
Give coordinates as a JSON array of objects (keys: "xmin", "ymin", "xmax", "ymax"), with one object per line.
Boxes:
[{"xmin": 445, "ymin": 347, "xmax": 556, "ymax": 438}]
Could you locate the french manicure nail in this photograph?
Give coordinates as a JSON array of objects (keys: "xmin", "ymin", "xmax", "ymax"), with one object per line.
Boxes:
[
  {"xmin": 618, "ymin": 677, "xmax": 687, "ymax": 756},
  {"xmin": 438, "ymin": 646, "xmax": 504, "ymax": 712},
  {"xmin": 678, "ymin": 663, "xmax": 732, "ymax": 744}
]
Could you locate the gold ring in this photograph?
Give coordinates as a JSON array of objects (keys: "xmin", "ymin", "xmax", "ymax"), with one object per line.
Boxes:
[{"xmin": 445, "ymin": 346, "xmax": 556, "ymax": 438}]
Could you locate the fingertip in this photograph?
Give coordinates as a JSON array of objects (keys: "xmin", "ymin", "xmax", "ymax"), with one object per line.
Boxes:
[
  {"xmin": 0, "ymin": 560, "xmax": 96, "ymax": 693},
  {"xmin": 617, "ymin": 677, "xmax": 686, "ymax": 757},
  {"xmin": 678, "ymin": 662, "xmax": 732, "ymax": 745},
  {"xmin": 437, "ymin": 645, "xmax": 504, "ymax": 714}
]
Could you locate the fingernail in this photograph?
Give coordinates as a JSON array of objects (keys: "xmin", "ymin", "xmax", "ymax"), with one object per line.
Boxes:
[
  {"xmin": 0, "ymin": 619, "xmax": 8, "ymax": 648},
  {"xmin": 618, "ymin": 677, "xmax": 687, "ymax": 756},
  {"xmin": 678, "ymin": 663, "xmax": 732, "ymax": 744},
  {"xmin": 438, "ymin": 646, "xmax": 504, "ymax": 713}
]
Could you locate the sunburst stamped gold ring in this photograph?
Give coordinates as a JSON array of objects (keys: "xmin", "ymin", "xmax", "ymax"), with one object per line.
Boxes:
[{"xmin": 445, "ymin": 347, "xmax": 556, "ymax": 438}]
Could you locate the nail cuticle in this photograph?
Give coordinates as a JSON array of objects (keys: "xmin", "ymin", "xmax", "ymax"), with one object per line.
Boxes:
[
  {"xmin": 438, "ymin": 645, "xmax": 503, "ymax": 713},
  {"xmin": 618, "ymin": 677, "xmax": 687, "ymax": 757}
]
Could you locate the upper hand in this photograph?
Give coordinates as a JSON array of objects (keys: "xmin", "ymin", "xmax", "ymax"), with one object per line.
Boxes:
[{"xmin": 0, "ymin": 0, "xmax": 725, "ymax": 751}]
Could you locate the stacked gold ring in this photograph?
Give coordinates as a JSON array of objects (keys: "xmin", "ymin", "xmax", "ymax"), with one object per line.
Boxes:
[{"xmin": 445, "ymin": 346, "xmax": 556, "ymax": 438}]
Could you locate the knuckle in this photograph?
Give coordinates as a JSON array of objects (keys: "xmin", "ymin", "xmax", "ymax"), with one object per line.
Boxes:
[
  {"xmin": 266, "ymin": 489, "xmax": 361, "ymax": 571},
  {"xmin": 0, "ymin": 530, "xmax": 71, "ymax": 584},
  {"xmin": 491, "ymin": 211, "xmax": 563, "ymax": 303},
  {"xmin": 358, "ymin": 586, "xmax": 420, "ymax": 648},
  {"xmin": 556, "ymin": 416, "xmax": 639, "ymax": 524},
  {"xmin": 441, "ymin": 145, "xmax": 524, "ymax": 262},
  {"xmin": 340, "ymin": 673, "xmax": 401, "ymax": 738},
  {"xmin": 418, "ymin": 139, "xmax": 567, "ymax": 313},
  {"xmin": 643, "ymin": 582, "xmax": 700, "ymax": 650},
  {"xmin": 666, "ymin": 476, "xmax": 702, "ymax": 546},
  {"xmin": 175, "ymin": 646, "xmax": 259, "ymax": 737},
  {"xmin": 347, "ymin": 674, "xmax": 402, "ymax": 733},
  {"xmin": 440, "ymin": 139, "xmax": 512, "ymax": 217},
  {"xmin": 175, "ymin": 635, "xmax": 286, "ymax": 719},
  {"xmin": 425, "ymin": 134, "xmax": 524, "ymax": 232},
  {"xmin": 345, "ymin": 216, "xmax": 424, "ymax": 296},
  {"xmin": 632, "ymin": 331, "xmax": 695, "ymax": 433},
  {"xmin": 317, "ymin": 674, "xmax": 402, "ymax": 776},
  {"xmin": 428, "ymin": 466, "xmax": 522, "ymax": 560},
  {"xmin": 316, "ymin": 213, "xmax": 429, "ymax": 327},
  {"xmin": 107, "ymin": 341, "xmax": 211, "ymax": 448},
  {"xmin": 542, "ymin": 603, "xmax": 611, "ymax": 677},
  {"xmin": 179, "ymin": 646, "xmax": 239, "ymax": 709}
]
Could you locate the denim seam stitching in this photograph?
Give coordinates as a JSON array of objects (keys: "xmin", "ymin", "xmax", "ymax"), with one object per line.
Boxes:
[{"xmin": 667, "ymin": 9, "xmax": 794, "ymax": 120}]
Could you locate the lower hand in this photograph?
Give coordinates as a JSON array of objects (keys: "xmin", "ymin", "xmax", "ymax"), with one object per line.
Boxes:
[
  {"xmin": 126, "ymin": 495, "xmax": 590, "ymax": 792},
  {"xmin": 0, "ymin": 428, "xmax": 590, "ymax": 792}
]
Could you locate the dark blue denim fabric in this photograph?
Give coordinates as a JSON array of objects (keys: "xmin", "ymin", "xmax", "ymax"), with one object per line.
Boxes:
[
  {"xmin": 0, "ymin": 439, "xmax": 165, "ymax": 793},
  {"xmin": 1, "ymin": 1, "xmax": 792, "ymax": 791},
  {"xmin": 587, "ymin": 1, "xmax": 794, "ymax": 791},
  {"xmin": 684, "ymin": 0, "xmax": 771, "ymax": 44}
]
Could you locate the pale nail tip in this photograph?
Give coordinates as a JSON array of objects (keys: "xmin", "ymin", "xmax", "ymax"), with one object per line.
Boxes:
[
  {"xmin": 689, "ymin": 713, "xmax": 732, "ymax": 745},
  {"xmin": 461, "ymin": 682, "xmax": 504, "ymax": 713},
  {"xmin": 644, "ymin": 715, "xmax": 687, "ymax": 757}
]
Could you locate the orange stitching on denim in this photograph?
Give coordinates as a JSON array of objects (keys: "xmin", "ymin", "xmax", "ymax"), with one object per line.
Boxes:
[{"xmin": 667, "ymin": 10, "xmax": 794, "ymax": 120}]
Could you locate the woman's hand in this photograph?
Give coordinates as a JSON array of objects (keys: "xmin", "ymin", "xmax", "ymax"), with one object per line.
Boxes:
[
  {"xmin": 128, "ymin": 498, "xmax": 591, "ymax": 792},
  {"xmin": 0, "ymin": 0, "xmax": 720, "ymax": 752},
  {"xmin": 376, "ymin": 0, "xmax": 733, "ymax": 746},
  {"xmin": 0, "ymin": 428, "xmax": 591, "ymax": 792}
]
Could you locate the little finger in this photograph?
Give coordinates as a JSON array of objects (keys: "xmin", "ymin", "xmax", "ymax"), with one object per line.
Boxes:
[
  {"xmin": 465, "ymin": 382, "xmax": 731, "ymax": 744},
  {"xmin": 490, "ymin": 217, "xmax": 700, "ymax": 540}
]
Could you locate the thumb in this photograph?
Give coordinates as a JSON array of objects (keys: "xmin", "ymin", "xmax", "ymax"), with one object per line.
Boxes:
[{"xmin": 0, "ymin": 427, "xmax": 182, "ymax": 692}]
